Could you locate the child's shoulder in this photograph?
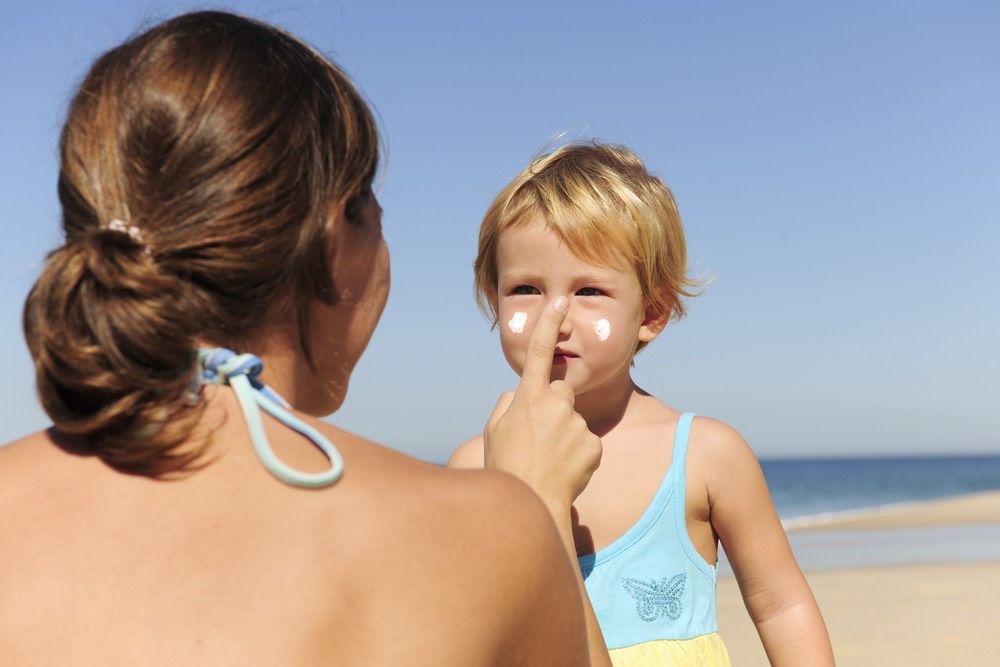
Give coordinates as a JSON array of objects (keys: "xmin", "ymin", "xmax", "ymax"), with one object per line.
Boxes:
[
  {"xmin": 621, "ymin": 394, "xmax": 747, "ymax": 452},
  {"xmin": 447, "ymin": 434, "xmax": 485, "ymax": 469},
  {"xmin": 630, "ymin": 395, "xmax": 760, "ymax": 480},
  {"xmin": 685, "ymin": 414, "xmax": 763, "ymax": 486},
  {"xmin": 688, "ymin": 414, "xmax": 749, "ymax": 450}
]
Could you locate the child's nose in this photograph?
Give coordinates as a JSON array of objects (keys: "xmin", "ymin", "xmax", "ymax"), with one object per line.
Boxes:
[{"xmin": 558, "ymin": 298, "xmax": 575, "ymax": 336}]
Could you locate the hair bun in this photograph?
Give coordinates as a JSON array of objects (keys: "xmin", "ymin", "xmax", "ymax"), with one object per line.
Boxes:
[{"xmin": 23, "ymin": 233, "xmax": 204, "ymax": 475}]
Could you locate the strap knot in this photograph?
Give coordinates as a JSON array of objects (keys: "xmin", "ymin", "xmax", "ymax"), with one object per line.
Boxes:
[{"xmin": 200, "ymin": 349, "xmax": 265, "ymax": 391}]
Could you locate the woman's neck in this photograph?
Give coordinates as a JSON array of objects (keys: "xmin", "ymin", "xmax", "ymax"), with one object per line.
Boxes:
[
  {"xmin": 202, "ymin": 327, "xmax": 342, "ymax": 416},
  {"xmin": 257, "ymin": 343, "xmax": 345, "ymax": 416}
]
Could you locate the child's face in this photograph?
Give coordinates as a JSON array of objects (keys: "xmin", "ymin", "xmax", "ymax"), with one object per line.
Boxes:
[{"xmin": 495, "ymin": 214, "xmax": 663, "ymax": 395}]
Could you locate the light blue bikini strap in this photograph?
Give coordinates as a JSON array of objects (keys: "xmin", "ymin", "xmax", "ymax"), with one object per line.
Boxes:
[{"xmin": 197, "ymin": 348, "xmax": 344, "ymax": 488}]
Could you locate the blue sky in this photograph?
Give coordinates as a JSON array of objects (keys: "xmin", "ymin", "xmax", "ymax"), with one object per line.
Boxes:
[{"xmin": 2, "ymin": 1, "xmax": 997, "ymax": 462}]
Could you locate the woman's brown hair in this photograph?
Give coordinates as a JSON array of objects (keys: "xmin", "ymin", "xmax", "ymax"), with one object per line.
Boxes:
[{"xmin": 22, "ymin": 11, "xmax": 379, "ymax": 476}]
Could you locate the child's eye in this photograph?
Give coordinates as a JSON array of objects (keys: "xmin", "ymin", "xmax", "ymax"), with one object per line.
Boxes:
[
  {"xmin": 511, "ymin": 285, "xmax": 540, "ymax": 295},
  {"xmin": 576, "ymin": 287, "xmax": 605, "ymax": 297}
]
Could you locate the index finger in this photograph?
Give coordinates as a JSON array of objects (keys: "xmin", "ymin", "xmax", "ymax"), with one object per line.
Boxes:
[{"xmin": 518, "ymin": 296, "xmax": 568, "ymax": 393}]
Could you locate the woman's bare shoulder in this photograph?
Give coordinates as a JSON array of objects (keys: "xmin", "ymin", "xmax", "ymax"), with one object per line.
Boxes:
[
  {"xmin": 306, "ymin": 417, "xmax": 553, "ymax": 545},
  {"xmin": 0, "ymin": 429, "xmax": 78, "ymax": 489},
  {"xmin": 306, "ymin": 420, "xmax": 584, "ymax": 662},
  {"xmin": 0, "ymin": 429, "xmax": 60, "ymax": 454},
  {"xmin": 2, "ymin": 417, "xmax": 556, "ymax": 562},
  {"xmin": 1, "ymin": 424, "xmax": 585, "ymax": 663}
]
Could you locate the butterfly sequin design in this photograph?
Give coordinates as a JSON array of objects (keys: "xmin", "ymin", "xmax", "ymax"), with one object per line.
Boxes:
[{"xmin": 621, "ymin": 572, "xmax": 686, "ymax": 622}]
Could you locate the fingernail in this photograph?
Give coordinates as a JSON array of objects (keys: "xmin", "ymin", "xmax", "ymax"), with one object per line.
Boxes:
[{"xmin": 552, "ymin": 296, "xmax": 568, "ymax": 313}]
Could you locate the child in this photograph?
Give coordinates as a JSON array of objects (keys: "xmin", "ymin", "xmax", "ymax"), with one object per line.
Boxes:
[{"xmin": 449, "ymin": 143, "xmax": 834, "ymax": 666}]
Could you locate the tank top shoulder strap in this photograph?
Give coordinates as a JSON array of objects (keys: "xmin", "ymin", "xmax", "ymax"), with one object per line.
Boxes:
[
  {"xmin": 670, "ymin": 412, "xmax": 697, "ymax": 534},
  {"xmin": 669, "ymin": 412, "xmax": 715, "ymax": 576}
]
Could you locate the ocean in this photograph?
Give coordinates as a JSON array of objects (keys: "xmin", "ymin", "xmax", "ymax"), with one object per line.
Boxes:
[
  {"xmin": 718, "ymin": 454, "xmax": 1000, "ymax": 571},
  {"xmin": 760, "ymin": 454, "xmax": 1000, "ymax": 521}
]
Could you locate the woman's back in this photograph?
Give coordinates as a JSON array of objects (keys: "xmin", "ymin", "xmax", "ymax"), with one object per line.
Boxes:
[
  {"xmin": 7, "ymin": 10, "xmax": 602, "ymax": 664},
  {"xmin": 0, "ymin": 391, "xmax": 587, "ymax": 665}
]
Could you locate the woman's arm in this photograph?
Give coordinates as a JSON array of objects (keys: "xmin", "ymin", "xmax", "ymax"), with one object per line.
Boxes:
[
  {"xmin": 451, "ymin": 438, "xmax": 609, "ymax": 667},
  {"xmin": 431, "ymin": 467, "xmax": 592, "ymax": 665},
  {"xmin": 480, "ymin": 297, "xmax": 611, "ymax": 667},
  {"xmin": 700, "ymin": 419, "xmax": 835, "ymax": 666}
]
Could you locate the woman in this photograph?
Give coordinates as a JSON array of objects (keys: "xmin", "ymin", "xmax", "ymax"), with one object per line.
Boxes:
[{"xmin": 0, "ymin": 11, "xmax": 606, "ymax": 665}]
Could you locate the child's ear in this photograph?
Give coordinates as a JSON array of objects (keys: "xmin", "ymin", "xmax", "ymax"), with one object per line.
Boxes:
[{"xmin": 637, "ymin": 298, "xmax": 671, "ymax": 343}]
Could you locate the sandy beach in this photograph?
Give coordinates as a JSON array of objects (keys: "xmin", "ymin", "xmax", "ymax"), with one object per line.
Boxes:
[{"xmin": 716, "ymin": 490, "xmax": 1000, "ymax": 665}]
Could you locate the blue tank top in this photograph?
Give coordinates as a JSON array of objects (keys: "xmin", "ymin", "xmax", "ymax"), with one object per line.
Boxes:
[{"xmin": 578, "ymin": 412, "xmax": 719, "ymax": 650}]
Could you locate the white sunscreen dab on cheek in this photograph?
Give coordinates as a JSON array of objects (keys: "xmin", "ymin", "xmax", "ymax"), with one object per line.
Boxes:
[
  {"xmin": 507, "ymin": 311, "xmax": 528, "ymax": 334},
  {"xmin": 594, "ymin": 318, "xmax": 611, "ymax": 342}
]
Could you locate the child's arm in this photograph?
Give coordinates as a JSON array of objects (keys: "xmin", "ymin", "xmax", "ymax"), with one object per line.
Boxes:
[
  {"xmin": 448, "ymin": 436, "xmax": 485, "ymax": 468},
  {"xmin": 698, "ymin": 419, "xmax": 835, "ymax": 666}
]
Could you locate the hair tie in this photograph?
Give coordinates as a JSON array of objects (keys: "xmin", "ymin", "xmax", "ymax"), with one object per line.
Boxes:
[{"xmin": 106, "ymin": 219, "xmax": 144, "ymax": 244}]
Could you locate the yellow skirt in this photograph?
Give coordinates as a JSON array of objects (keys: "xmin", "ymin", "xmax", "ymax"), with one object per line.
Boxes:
[{"xmin": 609, "ymin": 632, "xmax": 731, "ymax": 667}]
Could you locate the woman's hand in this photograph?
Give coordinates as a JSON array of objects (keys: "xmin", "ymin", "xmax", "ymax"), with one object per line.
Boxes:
[{"xmin": 483, "ymin": 296, "xmax": 603, "ymax": 515}]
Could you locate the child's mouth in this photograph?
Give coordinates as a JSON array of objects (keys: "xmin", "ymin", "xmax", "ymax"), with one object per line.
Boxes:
[{"xmin": 553, "ymin": 348, "xmax": 578, "ymax": 362}]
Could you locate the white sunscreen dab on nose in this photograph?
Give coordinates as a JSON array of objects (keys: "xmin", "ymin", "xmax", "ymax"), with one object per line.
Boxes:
[
  {"xmin": 508, "ymin": 311, "xmax": 528, "ymax": 334},
  {"xmin": 594, "ymin": 319, "xmax": 611, "ymax": 341}
]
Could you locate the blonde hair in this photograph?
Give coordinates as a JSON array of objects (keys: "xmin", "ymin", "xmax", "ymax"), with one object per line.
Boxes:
[{"xmin": 474, "ymin": 142, "xmax": 699, "ymax": 351}]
